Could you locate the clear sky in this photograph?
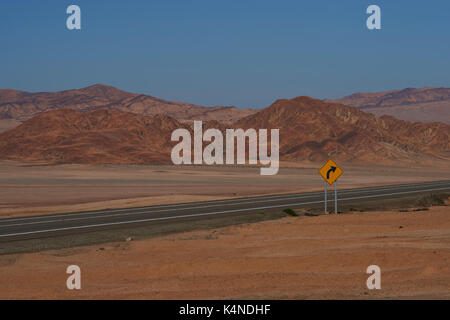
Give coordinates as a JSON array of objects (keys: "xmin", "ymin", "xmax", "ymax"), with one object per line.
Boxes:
[{"xmin": 0, "ymin": 0, "xmax": 449, "ymax": 108}]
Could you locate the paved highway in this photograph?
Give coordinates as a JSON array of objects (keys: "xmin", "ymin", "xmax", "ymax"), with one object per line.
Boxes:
[{"xmin": 0, "ymin": 180, "xmax": 449, "ymax": 241}]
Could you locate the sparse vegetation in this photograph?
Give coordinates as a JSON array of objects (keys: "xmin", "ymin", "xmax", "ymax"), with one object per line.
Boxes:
[
  {"xmin": 283, "ymin": 208, "xmax": 298, "ymax": 216},
  {"xmin": 348, "ymin": 207, "xmax": 365, "ymax": 213},
  {"xmin": 399, "ymin": 207, "xmax": 430, "ymax": 212},
  {"xmin": 304, "ymin": 212, "xmax": 319, "ymax": 217},
  {"xmin": 414, "ymin": 193, "xmax": 447, "ymax": 207}
]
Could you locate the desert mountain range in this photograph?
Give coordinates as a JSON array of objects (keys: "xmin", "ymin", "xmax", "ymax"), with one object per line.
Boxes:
[
  {"xmin": 0, "ymin": 109, "xmax": 187, "ymax": 164},
  {"xmin": 0, "ymin": 96, "xmax": 448, "ymax": 164},
  {"xmin": 0, "ymin": 84, "xmax": 256, "ymax": 132},
  {"xmin": 1, "ymin": 85, "xmax": 449, "ymax": 134},
  {"xmin": 236, "ymin": 96, "xmax": 449, "ymax": 163},
  {"xmin": 327, "ymin": 87, "xmax": 450, "ymax": 124}
]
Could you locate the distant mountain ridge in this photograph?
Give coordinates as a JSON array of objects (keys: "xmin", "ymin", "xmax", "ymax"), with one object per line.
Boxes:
[
  {"xmin": 0, "ymin": 84, "xmax": 256, "ymax": 128},
  {"xmin": 236, "ymin": 96, "xmax": 450, "ymax": 163},
  {"xmin": 327, "ymin": 87, "xmax": 450, "ymax": 124},
  {"xmin": 0, "ymin": 109, "xmax": 187, "ymax": 164},
  {"xmin": 0, "ymin": 96, "xmax": 448, "ymax": 165}
]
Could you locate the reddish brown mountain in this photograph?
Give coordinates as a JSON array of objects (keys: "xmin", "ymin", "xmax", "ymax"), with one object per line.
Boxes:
[
  {"xmin": 0, "ymin": 97, "xmax": 448, "ymax": 165},
  {"xmin": 236, "ymin": 96, "xmax": 450, "ymax": 163},
  {"xmin": 327, "ymin": 87, "xmax": 450, "ymax": 124},
  {"xmin": 0, "ymin": 84, "xmax": 256, "ymax": 131},
  {"xmin": 0, "ymin": 109, "xmax": 189, "ymax": 164}
]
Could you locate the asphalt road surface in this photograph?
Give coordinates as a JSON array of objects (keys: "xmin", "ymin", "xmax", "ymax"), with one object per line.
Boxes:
[{"xmin": 0, "ymin": 180, "xmax": 449, "ymax": 242}]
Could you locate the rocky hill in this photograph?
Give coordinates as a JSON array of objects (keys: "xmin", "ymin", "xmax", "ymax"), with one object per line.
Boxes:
[
  {"xmin": 0, "ymin": 84, "xmax": 256, "ymax": 132},
  {"xmin": 0, "ymin": 96, "xmax": 448, "ymax": 165},
  {"xmin": 327, "ymin": 87, "xmax": 450, "ymax": 124}
]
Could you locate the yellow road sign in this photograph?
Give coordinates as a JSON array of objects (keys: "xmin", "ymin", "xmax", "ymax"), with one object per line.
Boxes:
[{"xmin": 318, "ymin": 159, "xmax": 343, "ymax": 185}]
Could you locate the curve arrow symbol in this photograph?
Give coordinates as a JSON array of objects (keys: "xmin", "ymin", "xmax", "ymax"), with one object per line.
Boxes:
[{"xmin": 326, "ymin": 166, "xmax": 336, "ymax": 179}]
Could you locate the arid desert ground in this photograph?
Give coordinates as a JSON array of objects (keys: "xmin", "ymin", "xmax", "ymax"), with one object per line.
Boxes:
[
  {"xmin": 0, "ymin": 204, "xmax": 449, "ymax": 299},
  {"xmin": 0, "ymin": 160, "xmax": 449, "ymax": 299},
  {"xmin": 0, "ymin": 160, "xmax": 448, "ymax": 218}
]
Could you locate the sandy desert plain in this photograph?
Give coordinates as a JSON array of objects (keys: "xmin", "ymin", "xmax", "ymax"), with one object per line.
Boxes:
[
  {"xmin": 1, "ymin": 205, "xmax": 449, "ymax": 299},
  {"xmin": 0, "ymin": 160, "xmax": 448, "ymax": 218},
  {"xmin": 0, "ymin": 159, "xmax": 449, "ymax": 299}
]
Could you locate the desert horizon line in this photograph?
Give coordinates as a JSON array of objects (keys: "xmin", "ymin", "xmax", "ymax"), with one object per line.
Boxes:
[{"xmin": 1, "ymin": 83, "xmax": 449, "ymax": 110}]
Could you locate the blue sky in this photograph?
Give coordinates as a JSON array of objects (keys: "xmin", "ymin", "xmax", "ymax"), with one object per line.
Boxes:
[{"xmin": 0, "ymin": 0, "xmax": 449, "ymax": 108}]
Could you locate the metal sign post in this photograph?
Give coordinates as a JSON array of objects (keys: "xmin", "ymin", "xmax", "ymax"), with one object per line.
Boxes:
[
  {"xmin": 334, "ymin": 180, "xmax": 338, "ymax": 214},
  {"xmin": 318, "ymin": 159, "xmax": 343, "ymax": 215}
]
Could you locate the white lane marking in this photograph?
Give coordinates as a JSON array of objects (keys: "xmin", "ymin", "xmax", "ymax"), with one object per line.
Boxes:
[
  {"xmin": 1, "ymin": 186, "xmax": 449, "ymax": 238},
  {"xmin": 1, "ymin": 180, "xmax": 448, "ymax": 226},
  {"xmin": 2, "ymin": 182, "xmax": 449, "ymax": 228},
  {"xmin": 3, "ymin": 180, "xmax": 449, "ymax": 223}
]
